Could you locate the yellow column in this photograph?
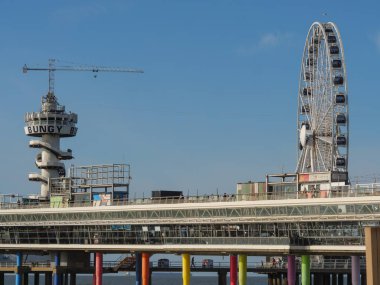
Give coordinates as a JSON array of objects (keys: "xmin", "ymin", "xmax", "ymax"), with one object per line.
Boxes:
[
  {"xmin": 238, "ymin": 254, "xmax": 247, "ymax": 285},
  {"xmin": 182, "ymin": 253, "xmax": 190, "ymax": 285}
]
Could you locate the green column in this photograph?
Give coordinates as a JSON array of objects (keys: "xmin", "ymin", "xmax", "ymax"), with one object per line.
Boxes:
[
  {"xmin": 238, "ymin": 255, "xmax": 247, "ymax": 285},
  {"xmin": 301, "ymin": 255, "xmax": 310, "ymax": 285}
]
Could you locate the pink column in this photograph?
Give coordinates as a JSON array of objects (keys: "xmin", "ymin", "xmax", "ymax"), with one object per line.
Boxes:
[
  {"xmin": 230, "ymin": 255, "xmax": 237, "ymax": 285},
  {"xmin": 95, "ymin": 252, "xmax": 103, "ymax": 285},
  {"xmin": 287, "ymin": 255, "xmax": 296, "ymax": 285}
]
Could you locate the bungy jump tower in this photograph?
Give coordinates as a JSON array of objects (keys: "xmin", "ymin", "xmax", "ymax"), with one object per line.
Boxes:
[
  {"xmin": 24, "ymin": 91, "xmax": 77, "ymax": 200},
  {"xmin": 23, "ymin": 59, "xmax": 142, "ymax": 204}
]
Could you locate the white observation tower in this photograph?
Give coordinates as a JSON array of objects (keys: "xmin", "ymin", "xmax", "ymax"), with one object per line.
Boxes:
[{"xmin": 24, "ymin": 91, "xmax": 77, "ymax": 200}]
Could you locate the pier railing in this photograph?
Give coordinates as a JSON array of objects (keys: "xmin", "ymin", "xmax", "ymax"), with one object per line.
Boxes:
[{"xmin": 1, "ymin": 183, "xmax": 380, "ymax": 210}]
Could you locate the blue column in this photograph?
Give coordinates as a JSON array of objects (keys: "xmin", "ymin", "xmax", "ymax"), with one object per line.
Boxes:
[
  {"xmin": 135, "ymin": 253, "xmax": 142, "ymax": 285},
  {"xmin": 15, "ymin": 252, "xmax": 22, "ymax": 285},
  {"xmin": 54, "ymin": 252, "xmax": 61, "ymax": 285}
]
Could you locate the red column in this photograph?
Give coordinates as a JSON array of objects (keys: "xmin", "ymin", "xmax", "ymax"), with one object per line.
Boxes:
[
  {"xmin": 142, "ymin": 253, "xmax": 150, "ymax": 285},
  {"xmin": 95, "ymin": 252, "xmax": 103, "ymax": 285},
  {"xmin": 230, "ymin": 255, "xmax": 237, "ymax": 285}
]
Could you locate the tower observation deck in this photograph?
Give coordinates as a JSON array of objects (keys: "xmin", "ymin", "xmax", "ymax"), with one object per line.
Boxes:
[{"xmin": 24, "ymin": 92, "xmax": 78, "ymax": 200}]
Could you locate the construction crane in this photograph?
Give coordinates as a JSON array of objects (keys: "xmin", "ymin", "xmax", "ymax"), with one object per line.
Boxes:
[{"xmin": 23, "ymin": 58, "xmax": 144, "ymax": 98}]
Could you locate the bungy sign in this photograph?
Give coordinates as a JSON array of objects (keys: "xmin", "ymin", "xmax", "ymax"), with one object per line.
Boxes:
[{"xmin": 24, "ymin": 125, "xmax": 77, "ymax": 136}]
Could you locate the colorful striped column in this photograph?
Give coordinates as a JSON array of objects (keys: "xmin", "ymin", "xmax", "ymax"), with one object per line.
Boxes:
[
  {"xmin": 238, "ymin": 255, "xmax": 247, "ymax": 285},
  {"xmin": 301, "ymin": 255, "xmax": 310, "ymax": 285},
  {"xmin": 15, "ymin": 252, "xmax": 22, "ymax": 285},
  {"xmin": 135, "ymin": 253, "xmax": 142, "ymax": 285},
  {"xmin": 95, "ymin": 252, "xmax": 103, "ymax": 285},
  {"xmin": 229, "ymin": 255, "xmax": 237, "ymax": 285},
  {"xmin": 141, "ymin": 253, "xmax": 150, "ymax": 285},
  {"xmin": 351, "ymin": 256, "xmax": 360, "ymax": 285},
  {"xmin": 182, "ymin": 254, "xmax": 190, "ymax": 285},
  {"xmin": 287, "ymin": 255, "xmax": 296, "ymax": 285},
  {"xmin": 54, "ymin": 252, "xmax": 60, "ymax": 285}
]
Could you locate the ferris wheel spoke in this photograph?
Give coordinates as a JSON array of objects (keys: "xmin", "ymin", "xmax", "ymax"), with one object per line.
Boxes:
[{"xmin": 316, "ymin": 136, "xmax": 332, "ymax": 144}]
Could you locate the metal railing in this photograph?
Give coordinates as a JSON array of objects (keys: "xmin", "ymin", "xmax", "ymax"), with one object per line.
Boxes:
[{"xmin": 1, "ymin": 184, "xmax": 380, "ymax": 211}]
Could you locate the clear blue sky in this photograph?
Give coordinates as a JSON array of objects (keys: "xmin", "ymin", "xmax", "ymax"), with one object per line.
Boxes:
[{"xmin": 0, "ymin": 0, "xmax": 380, "ymax": 197}]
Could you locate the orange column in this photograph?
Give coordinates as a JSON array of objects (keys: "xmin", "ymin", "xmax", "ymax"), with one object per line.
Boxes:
[
  {"xmin": 142, "ymin": 253, "xmax": 150, "ymax": 285},
  {"xmin": 95, "ymin": 252, "xmax": 103, "ymax": 285}
]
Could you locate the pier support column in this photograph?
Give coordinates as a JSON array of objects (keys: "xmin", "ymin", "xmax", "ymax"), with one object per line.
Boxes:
[
  {"xmin": 351, "ymin": 256, "xmax": 360, "ymax": 285},
  {"xmin": 229, "ymin": 255, "xmax": 237, "ymax": 285},
  {"xmin": 45, "ymin": 272, "xmax": 52, "ymax": 285},
  {"xmin": 182, "ymin": 253, "xmax": 190, "ymax": 285},
  {"xmin": 54, "ymin": 252, "xmax": 60, "ymax": 285},
  {"xmin": 23, "ymin": 272, "xmax": 29, "ymax": 285},
  {"xmin": 238, "ymin": 254, "xmax": 247, "ymax": 285},
  {"xmin": 70, "ymin": 273, "xmax": 76, "ymax": 285},
  {"xmin": 365, "ymin": 227, "xmax": 380, "ymax": 285},
  {"xmin": 337, "ymin": 274, "xmax": 343, "ymax": 285},
  {"xmin": 135, "ymin": 253, "xmax": 142, "ymax": 285},
  {"xmin": 95, "ymin": 252, "xmax": 103, "ymax": 285},
  {"xmin": 34, "ymin": 273, "xmax": 39, "ymax": 285},
  {"xmin": 287, "ymin": 255, "xmax": 296, "ymax": 285},
  {"xmin": 361, "ymin": 273, "xmax": 366, "ymax": 285},
  {"xmin": 141, "ymin": 253, "xmax": 150, "ymax": 285},
  {"xmin": 218, "ymin": 270, "xmax": 227, "ymax": 285},
  {"xmin": 268, "ymin": 274, "xmax": 274, "ymax": 285},
  {"xmin": 323, "ymin": 274, "xmax": 330, "ymax": 285},
  {"xmin": 16, "ymin": 252, "xmax": 22, "ymax": 285},
  {"xmin": 301, "ymin": 255, "xmax": 310, "ymax": 285}
]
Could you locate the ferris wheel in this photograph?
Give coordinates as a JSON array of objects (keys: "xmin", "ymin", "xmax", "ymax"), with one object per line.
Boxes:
[{"xmin": 296, "ymin": 22, "xmax": 349, "ymax": 173}]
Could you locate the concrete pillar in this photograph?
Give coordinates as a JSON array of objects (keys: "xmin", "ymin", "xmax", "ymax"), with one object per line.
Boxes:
[
  {"xmin": 365, "ymin": 227, "xmax": 380, "ymax": 285},
  {"xmin": 313, "ymin": 273, "xmax": 321, "ymax": 285},
  {"xmin": 141, "ymin": 253, "xmax": 150, "ymax": 285},
  {"xmin": 135, "ymin": 253, "xmax": 142, "ymax": 285},
  {"xmin": 287, "ymin": 255, "xmax": 296, "ymax": 285},
  {"xmin": 95, "ymin": 252, "xmax": 103, "ymax": 285},
  {"xmin": 351, "ymin": 256, "xmax": 360, "ymax": 285},
  {"xmin": 54, "ymin": 252, "xmax": 60, "ymax": 285},
  {"xmin": 45, "ymin": 272, "xmax": 52, "ymax": 285},
  {"xmin": 70, "ymin": 273, "xmax": 76, "ymax": 285},
  {"xmin": 238, "ymin": 255, "xmax": 247, "ymax": 285},
  {"xmin": 34, "ymin": 273, "xmax": 39, "ymax": 285},
  {"xmin": 63, "ymin": 273, "xmax": 68, "ymax": 285},
  {"xmin": 16, "ymin": 252, "xmax": 23, "ymax": 285},
  {"xmin": 218, "ymin": 270, "xmax": 227, "ymax": 285},
  {"xmin": 182, "ymin": 253, "xmax": 190, "ymax": 285},
  {"xmin": 282, "ymin": 274, "xmax": 287, "ymax": 285},
  {"xmin": 23, "ymin": 272, "xmax": 29, "ymax": 285},
  {"xmin": 301, "ymin": 255, "xmax": 310, "ymax": 285},
  {"xmin": 229, "ymin": 255, "xmax": 237, "ymax": 285},
  {"xmin": 361, "ymin": 273, "xmax": 366, "ymax": 285},
  {"xmin": 275, "ymin": 274, "xmax": 282, "ymax": 285},
  {"xmin": 268, "ymin": 274, "xmax": 274, "ymax": 285},
  {"xmin": 347, "ymin": 273, "xmax": 352, "ymax": 285},
  {"xmin": 337, "ymin": 274, "xmax": 343, "ymax": 285},
  {"xmin": 323, "ymin": 273, "xmax": 330, "ymax": 285}
]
